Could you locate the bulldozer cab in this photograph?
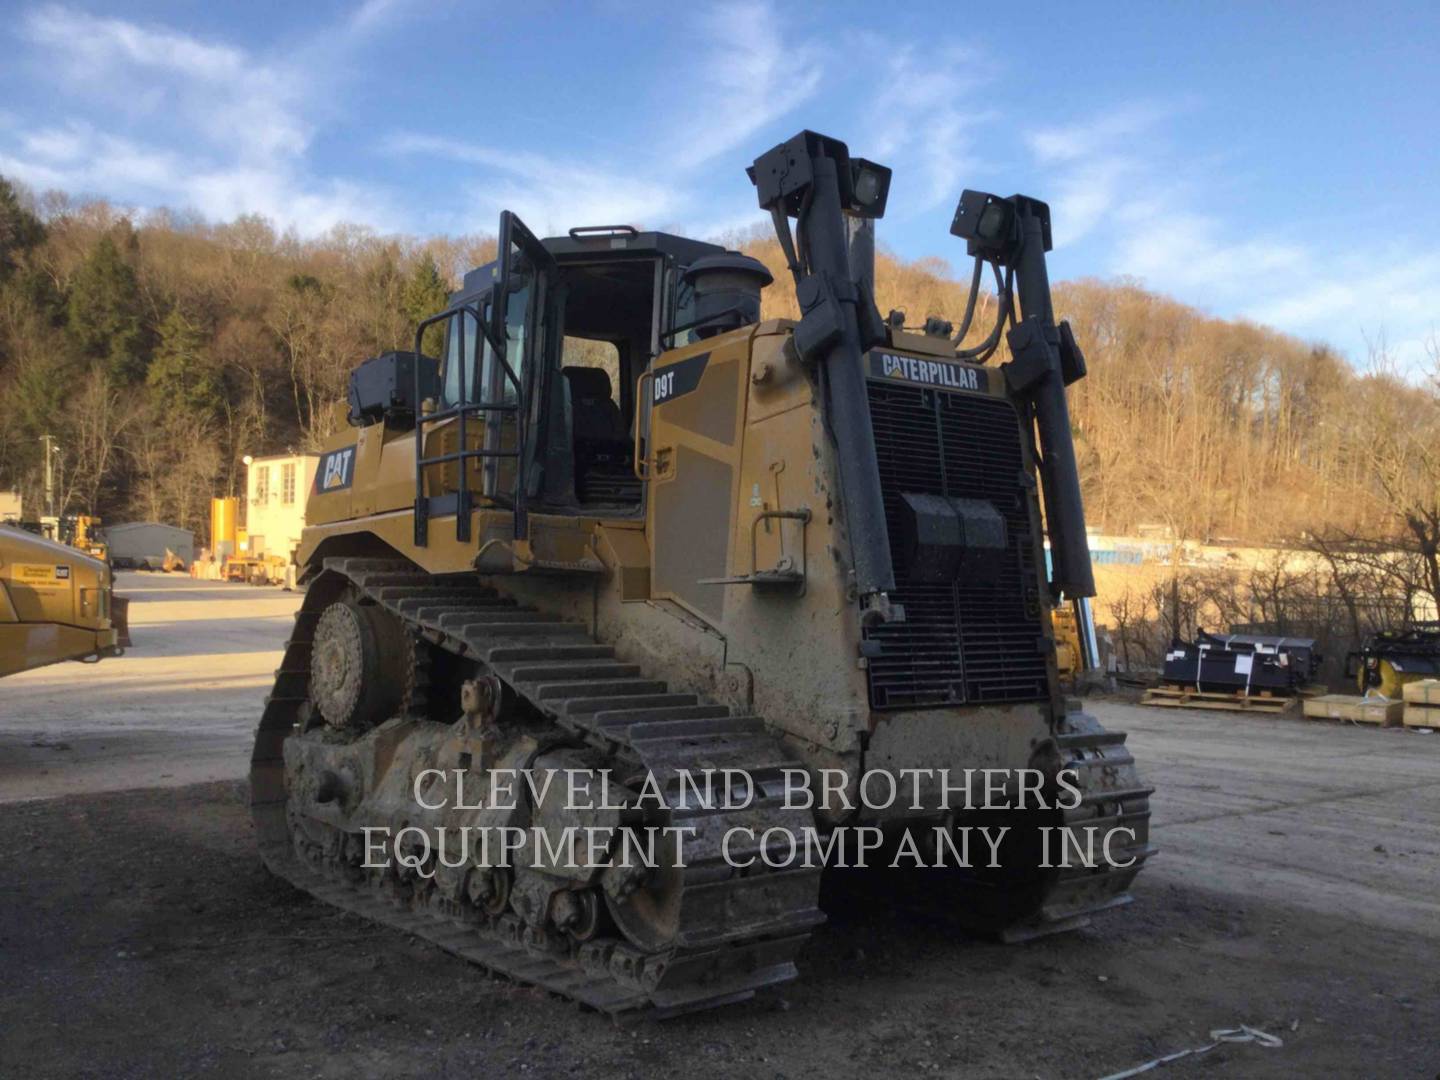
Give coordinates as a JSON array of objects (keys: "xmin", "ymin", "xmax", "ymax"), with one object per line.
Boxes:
[{"xmin": 416, "ymin": 213, "xmax": 724, "ymax": 546}]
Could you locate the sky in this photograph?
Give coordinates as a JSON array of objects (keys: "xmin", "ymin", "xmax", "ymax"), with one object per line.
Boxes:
[{"xmin": 1, "ymin": 0, "xmax": 1437, "ymax": 370}]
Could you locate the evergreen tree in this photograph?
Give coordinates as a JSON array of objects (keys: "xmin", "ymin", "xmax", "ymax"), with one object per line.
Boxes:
[
  {"xmin": 402, "ymin": 251, "xmax": 450, "ymax": 357},
  {"xmin": 12, "ymin": 350, "xmax": 72, "ymax": 442},
  {"xmin": 0, "ymin": 176, "xmax": 45, "ymax": 283},
  {"xmin": 14, "ymin": 266, "xmax": 67, "ymax": 326},
  {"xmin": 66, "ymin": 231, "xmax": 150, "ymax": 383},
  {"xmin": 148, "ymin": 308, "xmax": 223, "ymax": 420}
]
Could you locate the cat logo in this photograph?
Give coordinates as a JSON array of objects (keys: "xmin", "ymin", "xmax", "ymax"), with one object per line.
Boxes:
[
  {"xmin": 316, "ymin": 446, "xmax": 356, "ymax": 493},
  {"xmin": 869, "ymin": 351, "xmax": 986, "ymax": 393}
]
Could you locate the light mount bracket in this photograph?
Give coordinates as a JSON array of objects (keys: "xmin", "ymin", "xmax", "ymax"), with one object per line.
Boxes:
[
  {"xmin": 749, "ymin": 130, "xmax": 892, "ymax": 220},
  {"xmin": 950, "ymin": 190, "xmax": 1052, "ymax": 268}
]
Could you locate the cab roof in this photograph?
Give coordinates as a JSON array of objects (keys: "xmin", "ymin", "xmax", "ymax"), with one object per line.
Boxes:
[{"xmin": 459, "ymin": 228, "xmax": 725, "ymax": 298}]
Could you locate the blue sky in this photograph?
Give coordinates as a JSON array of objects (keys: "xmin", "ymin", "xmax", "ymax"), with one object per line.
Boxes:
[{"xmin": 1, "ymin": 0, "xmax": 1437, "ymax": 369}]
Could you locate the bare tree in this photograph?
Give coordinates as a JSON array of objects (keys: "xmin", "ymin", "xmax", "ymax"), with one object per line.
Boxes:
[{"xmin": 68, "ymin": 368, "xmax": 140, "ymax": 515}]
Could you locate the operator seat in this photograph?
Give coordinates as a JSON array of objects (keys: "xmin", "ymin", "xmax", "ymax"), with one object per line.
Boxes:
[
  {"xmin": 562, "ymin": 366, "xmax": 625, "ymax": 449},
  {"xmin": 562, "ymin": 366, "xmax": 638, "ymax": 504}
]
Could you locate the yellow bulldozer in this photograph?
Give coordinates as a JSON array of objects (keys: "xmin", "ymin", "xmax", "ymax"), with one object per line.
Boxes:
[
  {"xmin": 252, "ymin": 130, "xmax": 1151, "ymax": 1016},
  {"xmin": 1052, "ymin": 604, "xmax": 1082, "ymax": 684},
  {"xmin": 0, "ymin": 524, "xmax": 128, "ymax": 678}
]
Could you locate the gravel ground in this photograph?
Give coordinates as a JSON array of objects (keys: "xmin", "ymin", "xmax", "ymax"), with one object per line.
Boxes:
[
  {"xmin": 0, "ymin": 572, "xmax": 299, "ymax": 803},
  {"xmin": 0, "ymin": 575, "xmax": 1435, "ymax": 1078}
]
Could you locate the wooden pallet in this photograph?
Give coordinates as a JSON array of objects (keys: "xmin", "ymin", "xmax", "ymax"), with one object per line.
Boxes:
[
  {"xmin": 1402, "ymin": 679, "xmax": 1440, "ymax": 706},
  {"xmin": 1402, "ymin": 704, "xmax": 1440, "ymax": 729},
  {"xmin": 1141, "ymin": 686, "xmax": 1295, "ymax": 714},
  {"xmin": 1302, "ymin": 694, "xmax": 1402, "ymax": 726}
]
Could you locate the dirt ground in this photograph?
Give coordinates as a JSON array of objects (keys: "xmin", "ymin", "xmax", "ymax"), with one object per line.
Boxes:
[{"xmin": 1, "ymin": 575, "xmax": 1436, "ymax": 1079}]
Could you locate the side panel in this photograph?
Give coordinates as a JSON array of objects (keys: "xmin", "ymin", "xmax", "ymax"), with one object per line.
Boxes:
[
  {"xmin": 350, "ymin": 424, "xmax": 383, "ymax": 517},
  {"xmin": 306, "ymin": 436, "xmax": 359, "ymax": 527},
  {"xmin": 726, "ymin": 328, "xmax": 871, "ymax": 759},
  {"xmin": 645, "ymin": 333, "xmax": 750, "ymax": 625},
  {"xmin": 307, "ymin": 418, "xmax": 452, "ymax": 529}
]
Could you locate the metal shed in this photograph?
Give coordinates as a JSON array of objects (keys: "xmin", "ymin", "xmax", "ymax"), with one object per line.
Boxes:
[{"xmin": 104, "ymin": 522, "xmax": 196, "ymax": 567}]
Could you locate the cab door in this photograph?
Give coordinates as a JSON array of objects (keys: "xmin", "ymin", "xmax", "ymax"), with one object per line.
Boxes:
[
  {"xmin": 486, "ymin": 211, "xmax": 557, "ymax": 524},
  {"xmin": 417, "ymin": 211, "xmax": 555, "ymax": 545}
]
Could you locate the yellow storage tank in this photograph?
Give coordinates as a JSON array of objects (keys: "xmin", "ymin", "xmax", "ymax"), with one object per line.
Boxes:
[{"xmin": 211, "ymin": 497, "xmax": 239, "ymax": 559}]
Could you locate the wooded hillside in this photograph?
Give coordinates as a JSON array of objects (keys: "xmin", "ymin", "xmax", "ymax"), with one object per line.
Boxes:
[{"xmin": 2, "ymin": 177, "xmax": 1435, "ymax": 559}]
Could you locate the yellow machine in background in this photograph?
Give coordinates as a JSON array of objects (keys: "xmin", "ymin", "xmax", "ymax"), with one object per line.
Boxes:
[
  {"xmin": 0, "ymin": 525, "xmax": 128, "ymax": 677},
  {"xmin": 1052, "ymin": 604, "xmax": 1082, "ymax": 683},
  {"xmin": 41, "ymin": 513, "xmax": 109, "ymax": 564},
  {"xmin": 209, "ymin": 483, "xmax": 301, "ymax": 586},
  {"xmin": 211, "ymin": 494, "xmax": 271, "ymax": 580},
  {"xmin": 1350, "ymin": 625, "xmax": 1440, "ymax": 698},
  {"xmin": 73, "ymin": 515, "xmax": 108, "ymax": 563}
]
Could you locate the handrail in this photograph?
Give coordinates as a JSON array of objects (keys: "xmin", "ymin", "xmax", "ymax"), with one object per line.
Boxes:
[
  {"xmin": 568, "ymin": 225, "xmax": 639, "ymax": 240},
  {"xmin": 412, "ymin": 301, "xmax": 527, "ymax": 547},
  {"xmin": 633, "ymin": 369, "xmax": 655, "ymax": 480}
]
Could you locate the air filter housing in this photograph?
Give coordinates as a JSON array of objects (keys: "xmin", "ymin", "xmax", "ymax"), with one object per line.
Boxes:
[{"xmin": 682, "ymin": 253, "xmax": 772, "ymax": 338}]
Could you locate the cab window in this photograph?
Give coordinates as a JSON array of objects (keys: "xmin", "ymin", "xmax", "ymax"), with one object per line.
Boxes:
[
  {"xmin": 499, "ymin": 272, "xmax": 531, "ymax": 403},
  {"xmin": 562, "ymin": 337, "xmax": 621, "ymax": 409},
  {"xmin": 440, "ymin": 307, "xmax": 486, "ymax": 406}
]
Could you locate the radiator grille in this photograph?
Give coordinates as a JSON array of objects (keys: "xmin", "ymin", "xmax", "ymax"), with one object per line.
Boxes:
[{"xmin": 864, "ymin": 382, "xmax": 1048, "ymax": 710}]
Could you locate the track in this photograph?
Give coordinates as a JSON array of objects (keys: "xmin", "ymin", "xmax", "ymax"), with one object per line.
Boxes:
[
  {"xmin": 1005, "ymin": 714, "xmax": 1155, "ymax": 942},
  {"xmin": 251, "ymin": 557, "xmax": 825, "ymax": 1017},
  {"xmin": 251, "ymin": 557, "xmax": 1152, "ymax": 1016}
]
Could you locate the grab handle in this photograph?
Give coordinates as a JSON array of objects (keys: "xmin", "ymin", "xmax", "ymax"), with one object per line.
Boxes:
[{"xmin": 633, "ymin": 370, "xmax": 655, "ymax": 480}]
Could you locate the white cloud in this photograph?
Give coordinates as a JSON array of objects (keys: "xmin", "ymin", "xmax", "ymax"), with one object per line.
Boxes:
[
  {"xmin": 862, "ymin": 44, "xmax": 990, "ymax": 217},
  {"xmin": 0, "ymin": 123, "xmax": 392, "ymax": 234},
  {"xmin": 383, "ymin": 134, "xmax": 683, "ymax": 235},
  {"xmin": 1022, "ymin": 104, "xmax": 1188, "ymax": 249},
  {"xmin": 349, "ymin": 0, "xmax": 406, "ymax": 33},
  {"xmin": 1031, "ymin": 104, "xmax": 1440, "ymax": 373},
  {"xmin": 22, "ymin": 5, "xmax": 307, "ymax": 161},
  {"xmin": 5, "ymin": 1, "xmax": 813, "ymax": 240},
  {"xmin": 1029, "ymin": 103, "xmax": 1176, "ymax": 165},
  {"xmin": 3, "ymin": 5, "xmax": 397, "ymax": 235},
  {"xmin": 25, "ymin": 3, "xmax": 246, "ymax": 79},
  {"xmin": 666, "ymin": 0, "xmax": 822, "ymax": 171},
  {"xmin": 380, "ymin": 0, "xmax": 829, "ymax": 237},
  {"xmin": 1111, "ymin": 204, "xmax": 1307, "ymax": 298}
]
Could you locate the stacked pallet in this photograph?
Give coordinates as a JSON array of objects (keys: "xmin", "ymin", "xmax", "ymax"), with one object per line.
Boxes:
[
  {"xmin": 1302, "ymin": 694, "xmax": 1403, "ymax": 727},
  {"xmin": 1141, "ymin": 686, "xmax": 1294, "ymax": 713},
  {"xmin": 1401, "ymin": 680, "xmax": 1440, "ymax": 729}
]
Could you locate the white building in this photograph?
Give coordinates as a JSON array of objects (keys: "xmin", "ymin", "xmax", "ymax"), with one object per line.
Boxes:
[
  {"xmin": 243, "ymin": 452, "xmax": 319, "ymax": 562},
  {"xmin": 0, "ymin": 491, "xmax": 20, "ymax": 523}
]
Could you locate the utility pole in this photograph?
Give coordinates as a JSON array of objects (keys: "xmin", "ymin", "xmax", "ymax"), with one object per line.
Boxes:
[{"xmin": 40, "ymin": 433, "xmax": 58, "ymax": 518}]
